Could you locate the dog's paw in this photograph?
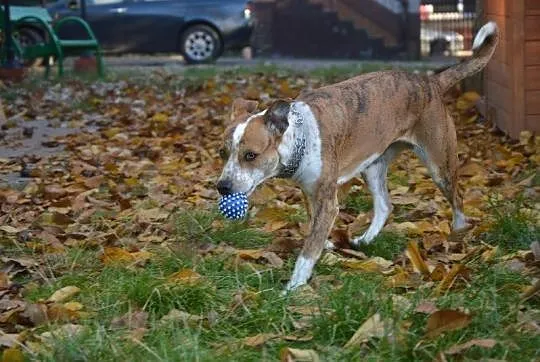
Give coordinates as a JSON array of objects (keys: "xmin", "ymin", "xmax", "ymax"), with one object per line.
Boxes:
[
  {"xmin": 324, "ymin": 239, "xmax": 336, "ymax": 250},
  {"xmin": 350, "ymin": 234, "xmax": 373, "ymax": 249}
]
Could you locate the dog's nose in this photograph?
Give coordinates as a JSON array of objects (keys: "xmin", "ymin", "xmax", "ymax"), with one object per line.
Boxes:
[{"xmin": 217, "ymin": 179, "xmax": 233, "ymax": 195}]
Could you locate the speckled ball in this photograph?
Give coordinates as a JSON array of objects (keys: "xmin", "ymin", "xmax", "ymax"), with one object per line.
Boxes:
[{"xmin": 218, "ymin": 192, "xmax": 249, "ymax": 220}]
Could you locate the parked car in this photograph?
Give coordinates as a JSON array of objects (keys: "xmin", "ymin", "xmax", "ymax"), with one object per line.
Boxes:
[{"xmin": 43, "ymin": 0, "xmax": 254, "ymax": 64}]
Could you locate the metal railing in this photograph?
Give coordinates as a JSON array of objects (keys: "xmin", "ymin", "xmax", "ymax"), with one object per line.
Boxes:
[{"xmin": 420, "ymin": 0, "xmax": 477, "ymax": 57}]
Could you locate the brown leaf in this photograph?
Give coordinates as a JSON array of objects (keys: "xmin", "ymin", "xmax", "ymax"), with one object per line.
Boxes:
[
  {"xmin": 101, "ymin": 247, "xmax": 134, "ymax": 265},
  {"xmin": 435, "ymin": 264, "xmax": 468, "ymax": 295},
  {"xmin": 167, "ymin": 269, "xmax": 202, "ymax": 286},
  {"xmin": 445, "ymin": 338, "xmax": 497, "ymax": 355},
  {"xmin": 531, "ymin": 241, "xmax": 540, "ymax": 261},
  {"xmin": 415, "ymin": 301, "xmax": 438, "ymax": 314},
  {"xmin": 520, "ymin": 279, "xmax": 540, "ymax": 301},
  {"xmin": 1, "ymin": 347, "xmax": 24, "ymax": 362},
  {"xmin": 242, "ymin": 333, "xmax": 279, "ymax": 347},
  {"xmin": 110, "ymin": 310, "xmax": 148, "ymax": 330},
  {"xmin": 280, "ymin": 347, "xmax": 320, "ymax": 362},
  {"xmin": 425, "ymin": 310, "xmax": 472, "ymax": 339},
  {"xmin": 342, "ymin": 257, "xmax": 394, "ymax": 273},
  {"xmin": 0, "ymin": 272, "xmax": 9, "ymax": 289},
  {"xmin": 159, "ymin": 309, "xmax": 203, "ymax": 327},
  {"xmin": 344, "ymin": 313, "xmax": 386, "ymax": 348},
  {"xmin": 21, "ymin": 303, "xmax": 48, "ymax": 326},
  {"xmin": 236, "ymin": 250, "xmax": 284, "ymax": 268},
  {"xmin": 47, "ymin": 286, "xmax": 80, "ymax": 303},
  {"xmin": 406, "ymin": 241, "xmax": 430, "ymax": 277},
  {"xmin": 0, "ymin": 334, "xmax": 21, "ymax": 348}
]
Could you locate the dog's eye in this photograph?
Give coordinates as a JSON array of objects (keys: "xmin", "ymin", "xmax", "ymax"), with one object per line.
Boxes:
[
  {"xmin": 244, "ymin": 151, "xmax": 257, "ymax": 162},
  {"xmin": 219, "ymin": 148, "xmax": 228, "ymax": 160}
]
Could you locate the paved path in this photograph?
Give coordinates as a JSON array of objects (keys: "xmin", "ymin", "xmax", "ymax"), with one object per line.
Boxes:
[{"xmin": 100, "ymin": 55, "xmax": 456, "ymax": 71}]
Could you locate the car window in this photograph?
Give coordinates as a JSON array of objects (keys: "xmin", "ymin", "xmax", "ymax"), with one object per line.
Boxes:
[{"xmin": 89, "ymin": 0, "xmax": 125, "ymax": 5}]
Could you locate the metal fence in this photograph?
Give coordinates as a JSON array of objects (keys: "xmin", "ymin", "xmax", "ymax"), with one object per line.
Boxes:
[{"xmin": 420, "ymin": 0, "xmax": 477, "ymax": 58}]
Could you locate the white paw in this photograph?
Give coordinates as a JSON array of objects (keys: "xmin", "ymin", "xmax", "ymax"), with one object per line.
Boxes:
[
  {"xmin": 324, "ymin": 239, "xmax": 335, "ymax": 250},
  {"xmin": 351, "ymin": 233, "xmax": 373, "ymax": 247}
]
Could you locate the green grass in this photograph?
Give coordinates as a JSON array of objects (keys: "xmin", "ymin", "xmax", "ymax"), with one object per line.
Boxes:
[
  {"xmin": 356, "ymin": 232, "xmax": 408, "ymax": 260},
  {"xmin": 174, "ymin": 209, "xmax": 272, "ymax": 248},
  {"xmin": 484, "ymin": 195, "xmax": 540, "ymax": 251},
  {"xmin": 23, "ymin": 245, "xmax": 539, "ymax": 362},
  {"xmin": 344, "ymin": 190, "xmax": 372, "ymax": 214}
]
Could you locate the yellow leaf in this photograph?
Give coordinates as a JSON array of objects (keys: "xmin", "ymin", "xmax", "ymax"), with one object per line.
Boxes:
[
  {"xmin": 167, "ymin": 269, "xmax": 202, "ymax": 286},
  {"xmin": 63, "ymin": 302, "xmax": 84, "ymax": 312},
  {"xmin": 344, "ymin": 313, "xmax": 386, "ymax": 348},
  {"xmin": 280, "ymin": 347, "xmax": 320, "ymax": 362},
  {"xmin": 242, "ymin": 333, "xmax": 279, "ymax": 347},
  {"xmin": 445, "ymin": 338, "xmax": 497, "ymax": 355},
  {"xmin": 151, "ymin": 113, "xmax": 169, "ymax": 123},
  {"xmin": 435, "ymin": 264, "xmax": 467, "ymax": 295},
  {"xmin": 425, "ymin": 310, "xmax": 472, "ymax": 338},
  {"xmin": 405, "ymin": 241, "xmax": 430, "ymax": 277},
  {"xmin": 1, "ymin": 348, "xmax": 24, "ymax": 362},
  {"xmin": 47, "ymin": 286, "xmax": 80, "ymax": 303},
  {"xmin": 342, "ymin": 257, "xmax": 393, "ymax": 273},
  {"xmin": 101, "ymin": 247, "xmax": 135, "ymax": 265}
]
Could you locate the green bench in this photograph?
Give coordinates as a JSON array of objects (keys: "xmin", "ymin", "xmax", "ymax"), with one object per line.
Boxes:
[{"xmin": 0, "ymin": 6, "xmax": 104, "ymax": 77}]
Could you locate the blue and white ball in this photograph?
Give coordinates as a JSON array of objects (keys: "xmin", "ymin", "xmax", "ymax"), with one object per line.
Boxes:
[{"xmin": 218, "ymin": 192, "xmax": 249, "ymax": 220}]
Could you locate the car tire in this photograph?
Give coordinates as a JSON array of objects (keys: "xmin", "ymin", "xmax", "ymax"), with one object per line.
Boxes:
[
  {"xmin": 13, "ymin": 26, "xmax": 46, "ymax": 68},
  {"xmin": 180, "ymin": 24, "xmax": 222, "ymax": 65}
]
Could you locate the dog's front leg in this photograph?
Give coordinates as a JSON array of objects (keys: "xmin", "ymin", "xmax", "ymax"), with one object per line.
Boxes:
[{"xmin": 285, "ymin": 183, "xmax": 338, "ymax": 292}]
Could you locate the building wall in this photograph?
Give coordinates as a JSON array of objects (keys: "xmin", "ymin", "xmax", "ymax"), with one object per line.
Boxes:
[
  {"xmin": 524, "ymin": 0, "xmax": 540, "ymax": 133},
  {"xmin": 484, "ymin": 0, "xmax": 540, "ymax": 138}
]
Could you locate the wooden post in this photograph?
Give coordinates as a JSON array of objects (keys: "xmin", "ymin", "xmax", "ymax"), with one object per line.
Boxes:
[{"xmin": 510, "ymin": 0, "xmax": 526, "ymax": 137}]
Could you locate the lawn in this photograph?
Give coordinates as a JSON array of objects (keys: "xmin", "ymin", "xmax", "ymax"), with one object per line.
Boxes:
[{"xmin": 0, "ymin": 65, "xmax": 539, "ymax": 362}]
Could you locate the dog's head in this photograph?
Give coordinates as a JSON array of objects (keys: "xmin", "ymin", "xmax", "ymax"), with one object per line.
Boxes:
[{"xmin": 216, "ymin": 98, "xmax": 291, "ymax": 196}]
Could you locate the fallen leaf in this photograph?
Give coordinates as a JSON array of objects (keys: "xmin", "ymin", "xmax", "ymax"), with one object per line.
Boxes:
[
  {"xmin": 445, "ymin": 338, "xmax": 497, "ymax": 355},
  {"xmin": 167, "ymin": 269, "xmax": 202, "ymax": 286},
  {"xmin": 342, "ymin": 257, "xmax": 393, "ymax": 273},
  {"xmin": 435, "ymin": 264, "xmax": 468, "ymax": 295},
  {"xmin": 159, "ymin": 309, "xmax": 203, "ymax": 327},
  {"xmin": 242, "ymin": 333, "xmax": 279, "ymax": 347},
  {"xmin": 0, "ymin": 334, "xmax": 20, "ymax": 348},
  {"xmin": 0, "ymin": 226, "xmax": 21, "ymax": 234},
  {"xmin": 1, "ymin": 348, "xmax": 24, "ymax": 362},
  {"xmin": 100, "ymin": 247, "xmax": 135, "ymax": 265},
  {"xmin": 47, "ymin": 286, "xmax": 80, "ymax": 303},
  {"xmin": 425, "ymin": 310, "xmax": 472, "ymax": 339},
  {"xmin": 415, "ymin": 301, "xmax": 438, "ymax": 314},
  {"xmin": 110, "ymin": 310, "xmax": 148, "ymax": 330},
  {"xmin": 0, "ymin": 273, "xmax": 9, "ymax": 289},
  {"xmin": 236, "ymin": 250, "xmax": 284, "ymax": 268},
  {"xmin": 280, "ymin": 347, "xmax": 320, "ymax": 362},
  {"xmin": 521, "ymin": 279, "xmax": 540, "ymax": 301},
  {"xmin": 344, "ymin": 313, "xmax": 386, "ymax": 348},
  {"xmin": 39, "ymin": 324, "xmax": 85, "ymax": 344},
  {"xmin": 406, "ymin": 241, "xmax": 430, "ymax": 277}
]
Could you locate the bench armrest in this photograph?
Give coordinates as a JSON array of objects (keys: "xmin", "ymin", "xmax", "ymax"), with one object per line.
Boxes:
[{"xmin": 15, "ymin": 15, "xmax": 60, "ymax": 43}]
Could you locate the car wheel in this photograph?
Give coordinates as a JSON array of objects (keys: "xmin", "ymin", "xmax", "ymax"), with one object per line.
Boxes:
[
  {"xmin": 180, "ymin": 25, "xmax": 221, "ymax": 64},
  {"xmin": 13, "ymin": 27, "xmax": 46, "ymax": 67}
]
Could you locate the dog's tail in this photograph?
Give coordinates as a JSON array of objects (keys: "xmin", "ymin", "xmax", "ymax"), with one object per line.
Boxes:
[{"xmin": 435, "ymin": 21, "xmax": 499, "ymax": 92}]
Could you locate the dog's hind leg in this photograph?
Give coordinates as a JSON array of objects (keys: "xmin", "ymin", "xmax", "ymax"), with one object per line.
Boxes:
[
  {"xmin": 350, "ymin": 157, "xmax": 392, "ymax": 246},
  {"xmin": 412, "ymin": 113, "xmax": 469, "ymax": 231}
]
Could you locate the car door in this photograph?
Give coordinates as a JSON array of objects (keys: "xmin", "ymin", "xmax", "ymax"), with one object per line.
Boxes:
[
  {"xmin": 108, "ymin": 0, "xmax": 187, "ymax": 53},
  {"xmin": 51, "ymin": 0, "xmax": 134, "ymax": 51}
]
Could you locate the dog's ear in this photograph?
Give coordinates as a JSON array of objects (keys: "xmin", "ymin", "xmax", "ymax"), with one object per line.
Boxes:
[
  {"xmin": 265, "ymin": 100, "xmax": 290, "ymax": 134},
  {"xmin": 230, "ymin": 98, "xmax": 259, "ymax": 123}
]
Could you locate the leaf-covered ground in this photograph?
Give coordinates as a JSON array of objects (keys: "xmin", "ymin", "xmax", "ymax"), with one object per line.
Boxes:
[{"xmin": 0, "ymin": 66, "xmax": 539, "ymax": 361}]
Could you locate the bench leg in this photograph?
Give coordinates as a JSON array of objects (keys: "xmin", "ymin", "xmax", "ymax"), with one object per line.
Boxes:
[{"xmin": 96, "ymin": 49, "xmax": 104, "ymax": 78}]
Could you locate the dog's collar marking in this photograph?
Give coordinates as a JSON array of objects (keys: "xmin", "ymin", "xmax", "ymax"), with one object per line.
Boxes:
[{"xmin": 278, "ymin": 108, "xmax": 306, "ymax": 178}]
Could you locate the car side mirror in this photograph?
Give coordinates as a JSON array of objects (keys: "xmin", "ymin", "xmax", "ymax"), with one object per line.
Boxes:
[{"xmin": 68, "ymin": 0, "xmax": 80, "ymax": 9}]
